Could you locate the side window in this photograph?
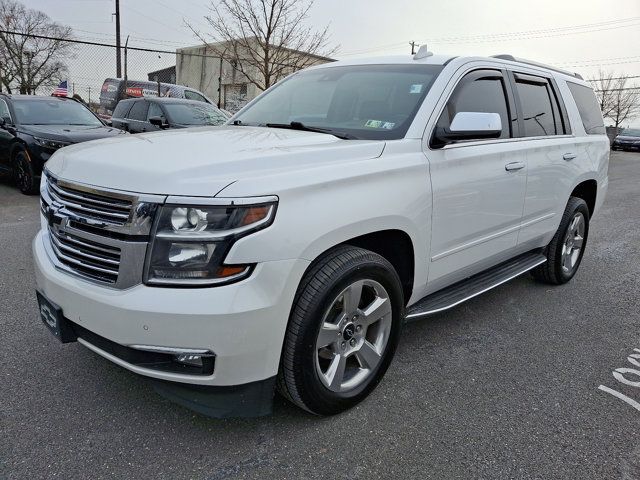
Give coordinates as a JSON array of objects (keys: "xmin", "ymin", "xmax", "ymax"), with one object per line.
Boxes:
[
  {"xmin": 0, "ymin": 99, "xmax": 11, "ymax": 122},
  {"xmin": 566, "ymin": 82, "xmax": 605, "ymax": 135},
  {"xmin": 112, "ymin": 100, "xmax": 133, "ymax": 119},
  {"xmin": 147, "ymin": 103, "xmax": 165, "ymax": 121},
  {"xmin": 127, "ymin": 100, "xmax": 149, "ymax": 121},
  {"xmin": 184, "ymin": 90, "xmax": 207, "ymax": 103},
  {"xmin": 436, "ymin": 70, "xmax": 512, "ymax": 141},
  {"xmin": 514, "ymin": 74, "xmax": 564, "ymax": 137}
]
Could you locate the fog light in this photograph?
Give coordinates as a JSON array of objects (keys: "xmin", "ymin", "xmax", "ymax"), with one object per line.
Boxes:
[{"xmin": 175, "ymin": 354, "xmax": 204, "ymax": 367}]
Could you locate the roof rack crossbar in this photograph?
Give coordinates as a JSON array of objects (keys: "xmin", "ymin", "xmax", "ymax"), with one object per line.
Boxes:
[{"xmin": 491, "ymin": 54, "xmax": 583, "ymax": 80}]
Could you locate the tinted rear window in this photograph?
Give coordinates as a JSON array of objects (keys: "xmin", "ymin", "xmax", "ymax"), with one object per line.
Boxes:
[
  {"xmin": 127, "ymin": 100, "xmax": 149, "ymax": 121},
  {"xmin": 567, "ymin": 82, "xmax": 605, "ymax": 135},
  {"xmin": 113, "ymin": 101, "xmax": 133, "ymax": 119},
  {"xmin": 514, "ymin": 75, "xmax": 564, "ymax": 137}
]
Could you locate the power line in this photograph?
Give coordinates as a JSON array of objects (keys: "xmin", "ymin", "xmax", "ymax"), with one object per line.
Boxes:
[
  {"xmin": 419, "ymin": 16, "xmax": 640, "ymax": 44},
  {"xmin": 340, "ymin": 16, "xmax": 640, "ymax": 58}
]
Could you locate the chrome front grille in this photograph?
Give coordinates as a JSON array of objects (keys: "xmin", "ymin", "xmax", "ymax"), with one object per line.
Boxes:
[
  {"xmin": 41, "ymin": 172, "xmax": 164, "ymax": 289},
  {"xmin": 46, "ymin": 177, "xmax": 133, "ymax": 226},
  {"xmin": 49, "ymin": 225, "xmax": 121, "ymax": 284}
]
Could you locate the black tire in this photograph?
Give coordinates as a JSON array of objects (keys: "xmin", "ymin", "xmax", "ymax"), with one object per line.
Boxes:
[
  {"xmin": 532, "ymin": 196, "xmax": 590, "ymax": 285},
  {"xmin": 13, "ymin": 150, "xmax": 38, "ymax": 195},
  {"xmin": 277, "ymin": 245, "xmax": 404, "ymax": 415}
]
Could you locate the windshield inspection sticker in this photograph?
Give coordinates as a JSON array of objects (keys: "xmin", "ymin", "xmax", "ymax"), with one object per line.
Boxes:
[
  {"xmin": 365, "ymin": 119, "xmax": 383, "ymax": 128},
  {"xmin": 409, "ymin": 84, "xmax": 424, "ymax": 94},
  {"xmin": 365, "ymin": 120, "xmax": 395, "ymax": 129}
]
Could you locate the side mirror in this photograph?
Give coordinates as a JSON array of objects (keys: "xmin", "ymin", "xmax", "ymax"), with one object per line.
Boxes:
[
  {"xmin": 433, "ymin": 112, "xmax": 502, "ymax": 147},
  {"xmin": 149, "ymin": 116, "xmax": 169, "ymax": 129},
  {"xmin": 0, "ymin": 117, "xmax": 6, "ymax": 127}
]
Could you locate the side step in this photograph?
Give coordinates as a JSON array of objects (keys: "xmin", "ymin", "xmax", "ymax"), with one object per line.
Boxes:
[{"xmin": 406, "ymin": 251, "xmax": 546, "ymax": 320}]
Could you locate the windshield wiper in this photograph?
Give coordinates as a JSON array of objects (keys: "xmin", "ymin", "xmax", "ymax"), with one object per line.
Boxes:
[{"xmin": 265, "ymin": 121, "xmax": 357, "ymax": 140}]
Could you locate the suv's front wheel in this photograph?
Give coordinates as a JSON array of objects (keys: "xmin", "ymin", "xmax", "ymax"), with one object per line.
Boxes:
[
  {"xmin": 277, "ymin": 246, "xmax": 404, "ymax": 415},
  {"xmin": 13, "ymin": 150, "xmax": 38, "ymax": 195}
]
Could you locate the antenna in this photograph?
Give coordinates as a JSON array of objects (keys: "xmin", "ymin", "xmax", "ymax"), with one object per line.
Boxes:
[{"xmin": 413, "ymin": 44, "xmax": 433, "ymax": 60}]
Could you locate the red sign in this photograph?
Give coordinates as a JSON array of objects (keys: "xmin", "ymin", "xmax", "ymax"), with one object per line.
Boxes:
[{"xmin": 125, "ymin": 87, "xmax": 144, "ymax": 97}]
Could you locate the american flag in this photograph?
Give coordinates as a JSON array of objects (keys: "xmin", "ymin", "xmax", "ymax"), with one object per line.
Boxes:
[{"xmin": 52, "ymin": 80, "xmax": 68, "ymax": 97}]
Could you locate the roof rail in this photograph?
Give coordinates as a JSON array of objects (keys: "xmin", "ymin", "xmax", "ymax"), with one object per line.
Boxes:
[{"xmin": 491, "ymin": 54, "xmax": 583, "ymax": 80}]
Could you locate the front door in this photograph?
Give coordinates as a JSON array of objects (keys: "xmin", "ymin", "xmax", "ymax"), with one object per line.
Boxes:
[{"xmin": 425, "ymin": 68, "xmax": 527, "ymax": 289}]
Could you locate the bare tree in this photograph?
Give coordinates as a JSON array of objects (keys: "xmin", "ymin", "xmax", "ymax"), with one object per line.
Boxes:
[
  {"xmin": 0, "ymin": 0, "xmax": 74, "ymax": 94},
  {"xmin": 189, "ymin": 0, "xmax": 337, "ymax": 92},
  {"xmin": 590, "ymin": 70, "xmax": 640, "ymax": 129}
]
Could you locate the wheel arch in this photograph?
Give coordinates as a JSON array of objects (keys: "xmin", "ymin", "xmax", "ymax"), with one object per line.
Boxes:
[
  {"xmin": 299, "ymin": 227, "xmax": 417, "ymax": 306},
  {"xmin": 570, "ymin": 179, "xmax": 597, "ymax": 217},
  {"xmin": 340, "ymin": 230, "xmax": 415, "ymax": 305}
]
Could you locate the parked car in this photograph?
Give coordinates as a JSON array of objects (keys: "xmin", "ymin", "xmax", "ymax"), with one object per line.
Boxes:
[
  {"xmin": 110, "ymin": 97, "xmax": 230, "ymax": 133},
  {"xmin": 0, "ymin": 94, "xmax": 126, "ymax": 194},
  {"xmin": 98, "ymin": 78, "xmax": 214, "ymax": 121},
  {"xmin": 34, "ymin": 49, "xmax": 609, "ymax": 417},
  {"xmin": 611, "ymin": 128, "xmax": 640, "ymax": 151}
]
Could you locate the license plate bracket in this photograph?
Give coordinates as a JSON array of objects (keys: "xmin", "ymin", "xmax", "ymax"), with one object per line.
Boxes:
[{"xmin": 36, "ymin": 291, "xmax": 77, "ymax": 343}]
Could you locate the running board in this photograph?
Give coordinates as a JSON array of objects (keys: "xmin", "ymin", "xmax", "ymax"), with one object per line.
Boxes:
[{"xmin": 405, "ymin": 251, "xmax": 546, "ymax": 320}]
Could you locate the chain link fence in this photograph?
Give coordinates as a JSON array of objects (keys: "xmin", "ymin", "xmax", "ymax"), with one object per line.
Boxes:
[{"xmin": 0, "ymin": 31, "xmax": 257, "ymax": 115}]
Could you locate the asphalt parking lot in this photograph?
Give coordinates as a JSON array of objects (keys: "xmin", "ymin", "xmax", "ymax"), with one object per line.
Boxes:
[{"xmin": 1, "ymin": 151, "xmax": 639, "ymax": 479}]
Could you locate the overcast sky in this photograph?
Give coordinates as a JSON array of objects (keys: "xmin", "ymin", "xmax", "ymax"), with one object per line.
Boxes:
[{"xmin": 25, "ymin": 0, "xmax": 640, "ymax": 113}]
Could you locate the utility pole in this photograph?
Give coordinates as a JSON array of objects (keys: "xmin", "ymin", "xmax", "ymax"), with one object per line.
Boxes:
[
  {"xmin": 88, "ymin": 86, "xmax": 91, "ymax": 107},
  {"xmin": 409, "ymin": 41, "xmax": 419, "ymax": 55},
  {"xmin": 124, "ymin": 35, "xmax": 129, "ymax": 90},
  {"xmin": 114, "ymin": 0, "xmax": 122, "ymax": 78}
]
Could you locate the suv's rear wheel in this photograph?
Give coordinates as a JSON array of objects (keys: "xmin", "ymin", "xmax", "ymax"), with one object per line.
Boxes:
[
  {"xmin": 532, "ymin": 196, "xmax": 590, "ymax": 284},
  {"xmin": 13, "ymin": 150, "xmax": 38, "ymax": 195},
  {"xmin": 277, "ymin": 246, "xmax": 404, "ymax": 415}
]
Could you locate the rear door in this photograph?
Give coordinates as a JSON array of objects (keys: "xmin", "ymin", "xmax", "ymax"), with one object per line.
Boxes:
[
  {"xmin": 509, "ymin": 72, "xmax": 574, "ymax": 246},
  {"xmin": 425, "ymin": 68, "xmax": 527, "ymax": 287},
  {"xmin": 125, "ymin": 100, "xmax": 150, "ymax": 133}
]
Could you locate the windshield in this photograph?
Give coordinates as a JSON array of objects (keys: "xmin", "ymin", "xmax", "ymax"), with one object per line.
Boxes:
[
  {"xmin": 621, "ymin": 128, "xmax": 640, "ymax": 137},
  {"xmin": 233, "ymin": 64, "xmax": 443, "ymax": 140},
  {"xmin": 164, "ymin": 103, "xmax": 228, "ymax": 126},
  {"xmin": 13, "ymin": 99, "xmax": 103, "ymax": 126}
]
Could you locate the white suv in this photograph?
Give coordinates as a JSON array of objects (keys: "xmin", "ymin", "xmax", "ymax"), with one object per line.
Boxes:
[{"xmin": 33, "ymin": 49, "xmax": 609, "ymax": 417}]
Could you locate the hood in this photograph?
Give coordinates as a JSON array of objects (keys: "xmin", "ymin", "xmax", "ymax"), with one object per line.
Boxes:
[
  {"xmin": 615, "ymin": 135, "xmax": 640, "ymax": 141},
  {"xmin": 21, "ymin": 124, "xmax": 126, "ymax": 143},
  {"xmin": 45, "ymin": 126, "xmax": 386, "ymax": 196}
]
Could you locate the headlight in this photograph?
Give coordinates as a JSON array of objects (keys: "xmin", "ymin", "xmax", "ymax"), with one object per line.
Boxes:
[
  {"xmin": 144, "ymin": 198, "xmax": 277, "ymax": 286},
  {"xmin": 33, "ymin": 136, "xmax": 71, "ymax": 150}
]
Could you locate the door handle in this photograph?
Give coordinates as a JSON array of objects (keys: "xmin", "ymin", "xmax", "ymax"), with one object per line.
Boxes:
[
  {"xmin": 505, "ymin": 161, "xmax": 525, "ymax": 172},
  {"xmin": 563, "ymin": 153, "xmax": 577, "ymax": 161}
]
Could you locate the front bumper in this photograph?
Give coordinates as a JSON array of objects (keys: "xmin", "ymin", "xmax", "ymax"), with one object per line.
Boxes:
[
  {"xmin": 612, "ymin": 142, "xmax": 640, "ymax": 150},
  {"xmin": 33, "ymin": 229, "xmax": 309, "ymax": 387}
]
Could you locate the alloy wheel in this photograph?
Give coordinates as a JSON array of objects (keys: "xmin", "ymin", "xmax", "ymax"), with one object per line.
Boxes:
[
  {"xmin": 314, "ymin": 279, "xmax": 393, "ymax": 393},
  {"xmin": 561, "ymin": 212, "xmax": 585, "ymax": 273},
  {"xmin": 15, "ymin": 155, "xmax": 31, "ymax": 192}
]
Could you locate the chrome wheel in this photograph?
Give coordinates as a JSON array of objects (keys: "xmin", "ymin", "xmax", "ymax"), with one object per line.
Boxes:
[
  {"xmin": 561, "ymin": 212, "xmax": 585, "ymax": 273},
  {"xmin": 314, "ymin": 279, "xmax": 393, "ymax": 393}
]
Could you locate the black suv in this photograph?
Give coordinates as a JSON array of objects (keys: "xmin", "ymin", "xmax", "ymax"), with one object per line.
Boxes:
[
  {"xmin": 110, "ymin": 97, "xmax": 229, "ymax": 133},
  {"xmin": 0, "ymin": 94, "xmax": 126, "ymax": 194}
]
